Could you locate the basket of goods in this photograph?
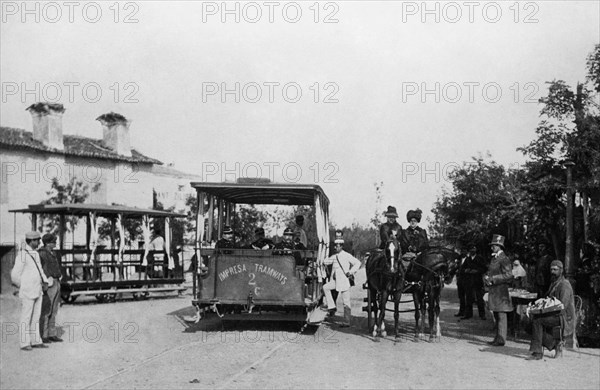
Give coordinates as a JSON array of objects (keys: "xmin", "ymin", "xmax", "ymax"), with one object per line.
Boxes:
[{"xmin": 526, "ymin": 297, "xmax": 564, "ymax": 317}]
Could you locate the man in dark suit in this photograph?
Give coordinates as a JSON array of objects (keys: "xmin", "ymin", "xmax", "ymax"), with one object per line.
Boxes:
[
  {"xmin": 215, "ymin": 226, "xmax": 237, "ymax": 254},
  {"xmin": 484, "ymin": 234, "xmax": 514, "ymax": 347},
  {"xmin": 250, "ymin": 227, "xmax": 274, "ymax": 250},
  {"xmin": 39, "ymin": 234, "xmax": 63, "ymax": 343},
  {"xmin": 461, "ymin": 245, "xmax": 488, "ymax": 320},
  {"xmin": 454, "ymin": 247, "xmax": 469, "ymax": 318},
  {"xmin": 534, "ymin": 242, "xmax": 553, "ymax": 297}
]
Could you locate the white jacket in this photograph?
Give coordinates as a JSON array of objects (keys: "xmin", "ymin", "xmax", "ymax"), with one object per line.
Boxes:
[
  {"xmin": 11, "ymin": 245, "xmax": 48, "ymax": 299},
  {"xmin": 324, "ymin": 250, "xmax": 361, "ymax": 292}
]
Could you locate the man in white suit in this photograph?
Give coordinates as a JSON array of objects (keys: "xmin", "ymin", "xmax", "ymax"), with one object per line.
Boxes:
[
  {"xmin": 322, "ymin": 230, "xmax": 361, "ymax": 327},
  {"xmin": 11, "ymin": 231, "xmax": 50, "ymax": 351}
]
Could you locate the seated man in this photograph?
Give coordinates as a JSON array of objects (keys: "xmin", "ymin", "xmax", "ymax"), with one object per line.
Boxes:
[
  {"xmin": 526, "ymin": 260, "xmax": 575, "ymax": 360},
  {"xmin": 274, "ymin": 228, "xmax": 305, "ymax": 253},
  {"xmin": 215, "ymin": 226, "xmax": 237, "ymax": 254},
  {"xmin": 274, "ymin": 228, "xmax": 306, "ymax": 265},
  {"xmin": 250, "ymin": 227, "xmax": 274, "ymax": 250}
]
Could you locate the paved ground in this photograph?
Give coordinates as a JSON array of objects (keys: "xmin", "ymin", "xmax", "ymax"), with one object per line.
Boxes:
[{"xmin": 1, "ymin": 270, "xmax": 599, "ymax": 389}]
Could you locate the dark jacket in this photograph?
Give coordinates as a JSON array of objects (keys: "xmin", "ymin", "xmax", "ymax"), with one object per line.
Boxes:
[
  {"xmin": 487, "ymin": 251, "xmax": 513, "ymax": 312},
  {"xmin": 379, "ymin": 221, "xmax": 402, "ymax": 249},
  {"xmin": 38, "ymin": 246, "xmax": 62, "ymax": 278},
  {"xmin": 400, "ymin": 226, "xmax": 429, "ymax": 253},
  {"xmin": 462, "ymin": 254, "xmax": 487, "ymax": 287},
  {"xmin": 547, "ymin": 276, "xmax": 576, "ymax": 337},
  {"xmin": 215, "ymin": 239, "xmax": 236, "ymax": 254},
  {"xmin": 250, "ymin": 238, "xmax": 274, "ymax": 250},
  {"xmin": 535, "ymin": 253, "xmax": 553, "ymax": 289}
]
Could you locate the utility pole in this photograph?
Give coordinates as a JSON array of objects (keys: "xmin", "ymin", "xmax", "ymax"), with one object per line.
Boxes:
[{"xmin": 564, "ymin": 160, "xmax": 576, "ymax": 284}]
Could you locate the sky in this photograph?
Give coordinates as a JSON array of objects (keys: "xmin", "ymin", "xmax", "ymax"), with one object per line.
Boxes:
[{"xmin": 1, "ymin": 0, "xmax": 599, "ymax": 228}]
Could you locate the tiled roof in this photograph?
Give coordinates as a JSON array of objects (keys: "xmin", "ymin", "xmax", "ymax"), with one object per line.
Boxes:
[{"xmin": 0, "ymin": 127, "xmax": 162, "ymax": 165}]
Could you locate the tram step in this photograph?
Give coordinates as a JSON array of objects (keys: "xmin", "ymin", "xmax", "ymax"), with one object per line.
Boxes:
[{"xmin": 69, "ymin": 286, "xmax": 186, "ymax": 296}]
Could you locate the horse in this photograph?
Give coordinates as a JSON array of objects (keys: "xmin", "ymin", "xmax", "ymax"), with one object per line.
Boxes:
[
  {"xmin": 404, "ymin": 246, "xmax": 459, "ymax": 341},
  {"xmin": 365, "ymin": 238, "xmax": 405, "ymax": 342}
]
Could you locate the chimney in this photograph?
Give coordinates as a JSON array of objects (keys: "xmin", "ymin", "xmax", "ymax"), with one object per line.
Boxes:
[
  {"xmin": 96, "ymin": 112, "xmax": 132, "ymax": 157},
  {"xmin": 26, "ymin": 102, "xmax": 65, "ymax": 150}
]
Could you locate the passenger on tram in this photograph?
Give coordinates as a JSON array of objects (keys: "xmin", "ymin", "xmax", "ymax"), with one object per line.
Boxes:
[
  {"xmin": 148, "ymin": 226, "xmax": 166, "ymax": 278},
  {"xmin": 294, "ymin": 215, "xmax": 308, "ymax": 248},
  {"xmin": 215, "ymin": 226, "xmax": 237, "ymax": 254},
  {"xmin": 274, "ymin": 228, "xmax": 306, "ymax": 254},
  {"xmin": 250, "ymin": 227, "xmax": 274, "ymax": 250}
]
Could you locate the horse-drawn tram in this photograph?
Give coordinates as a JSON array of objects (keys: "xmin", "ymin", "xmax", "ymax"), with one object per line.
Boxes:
[
  {"xmin": 189, "ymin": 181, "xmax": 330, "ymax": 325},
  {"xmin": 10, "ymin": 204, "xmax": 187, "ymax": 303}
]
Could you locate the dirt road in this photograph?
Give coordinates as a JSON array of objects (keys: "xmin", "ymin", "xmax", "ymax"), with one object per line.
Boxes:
[{"xmin": 1, "ymin": 270, "xmax": 599, "ymax": 389}]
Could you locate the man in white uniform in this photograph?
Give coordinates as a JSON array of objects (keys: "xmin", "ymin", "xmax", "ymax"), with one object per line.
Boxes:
[
  {"xmin": 11, "ymin": 231, "xmax": 50, "ymax": 350},
  {"xmin": 322, "ymin": 230, "xmax": 361, "ymax": 327}
]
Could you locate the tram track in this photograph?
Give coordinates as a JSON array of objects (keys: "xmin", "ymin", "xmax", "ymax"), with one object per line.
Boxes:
[
  {"xmin": 215, "ymin": 341, "xmax": 287, "ymax": 389},
  {"xmin": 81, "ymin": 339, "xmax": 206, "ymax": 389}
]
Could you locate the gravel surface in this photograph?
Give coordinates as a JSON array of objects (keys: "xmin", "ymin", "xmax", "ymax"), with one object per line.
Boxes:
[{"xmin": 1, "ymin": 270, "xmax": 599, "ymax": 389}]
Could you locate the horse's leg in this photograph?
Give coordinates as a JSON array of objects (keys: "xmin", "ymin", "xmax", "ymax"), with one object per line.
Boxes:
[
  {"xmin": 369, "ymin": 287, "xmax": 378, "ymax": 336},
  {"xmin": 428, "ymin": 285, "xmax": 436, "ymax": 341},
  {"xmin": 394, "ymin": 289, "xmax": 402, "ymax": 341},
  {"xmin": 419, "ymin": 288, "xmax": 427, "ymax": 340},
  {"xmin": 435, "ymin": 284, "xmax": 443, "ymax": 340},
  {"xmin": 378, "ymin": 290, "xmax": 388, "ymax": 338},
  {"xmin": 412, "ymin": 290, "xmax": 420, "ymax": 339}
]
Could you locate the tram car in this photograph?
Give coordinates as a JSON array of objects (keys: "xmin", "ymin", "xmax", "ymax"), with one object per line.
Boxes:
[
  {"xmin": 10, "ymin": 204, "xmax": 186, "ymax": 302},
  {"xmin": 189, "ymin": 181, "xmax": 331, "ymax": 324}
]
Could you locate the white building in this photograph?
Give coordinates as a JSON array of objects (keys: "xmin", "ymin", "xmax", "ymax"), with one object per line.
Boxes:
[{"xmin": 0, "ymin": 103, "xmax": 200, "ymax": 290}]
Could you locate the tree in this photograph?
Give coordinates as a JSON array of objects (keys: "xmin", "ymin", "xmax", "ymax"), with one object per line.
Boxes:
[
  {"xmin": 518, "ymin": 44, "xmax": 600, "ymax": 251},
  {"xmin": 40, "ymin": 177, "xmax": 100, "ymax": 234},
  {"xmin": 430, "ymin": 154, "xmax": 526, "ymax": 254}
]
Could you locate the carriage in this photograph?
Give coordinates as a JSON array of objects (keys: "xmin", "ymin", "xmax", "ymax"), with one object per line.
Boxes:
[
  {"xmin": 10, "ymin": 204, "xmax": 187, "ymax": 303},
  {"xmin": 189, "ymin": 181, "xmax": 330, "ymax": 324}
]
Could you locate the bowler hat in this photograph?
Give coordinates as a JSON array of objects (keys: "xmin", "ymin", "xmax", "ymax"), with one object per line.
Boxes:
[
  {"xmin": 489, "ymin": 234, "xmax": 505, "ymax": 248},
  {"xmin": 283, "ymin": 228, "xmax": 294, "ymax": 236},
  {"xmin": 25, "ymin": 231, "xmax": 41, "ymax": 240},
  {"xmin": 42, "ymin": 233, "xmax": 57, "ymax": 244},
  {"xmin": 384, "ymin": 206, "xmax": 398, "ymax": 218},
  {"xmin": 295, "ymin": 215, "xmax": 304, "ymax": 224},
  {"xmin": 254, "ymin": 227, "xmax": 265, "ymax": 235},
  {"xmin": 407, "ymin": 209, "xmax": 422, "ymax": 223},
  {"xmin": 223, "ymin": 226, "xmax": 234, "ymax": 235}
]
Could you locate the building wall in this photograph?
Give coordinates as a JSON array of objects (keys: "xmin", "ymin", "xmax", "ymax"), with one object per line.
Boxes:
[{"xmin": 0, "ymin": 148, "xmax": 157, "ymax": 246}]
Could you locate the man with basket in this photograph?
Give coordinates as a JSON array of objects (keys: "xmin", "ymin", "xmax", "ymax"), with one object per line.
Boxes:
[{"xmin": 526, "ymin": 260, "xmax": 575, "ymax": 360}]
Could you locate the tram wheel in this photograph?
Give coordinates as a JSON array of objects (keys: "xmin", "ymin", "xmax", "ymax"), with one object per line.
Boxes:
[
  {"xmin": 95, "ymin": 294, "xmax": 108, "ymax": 303},
  {"xmin": 62, "ymin": 293, "xmax": 77, "ymax": 303}
]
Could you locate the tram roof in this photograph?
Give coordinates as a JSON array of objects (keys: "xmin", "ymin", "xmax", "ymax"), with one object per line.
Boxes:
[
  {"xmin": 190, "ymin": 182, "xmax": 329, "ymax": 207},
  {"xmin": 10, "ymin": 203, "xmax": 187, "ymax": 218}
]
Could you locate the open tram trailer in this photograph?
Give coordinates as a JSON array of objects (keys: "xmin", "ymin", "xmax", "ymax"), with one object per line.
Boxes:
[
  {"xmin": 10, "ymin": 204, "xmax": 187, "ymax": 302},
  {"xmin": 191, "ymin": 182, "xmax": 330, "ymax": 324}
]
